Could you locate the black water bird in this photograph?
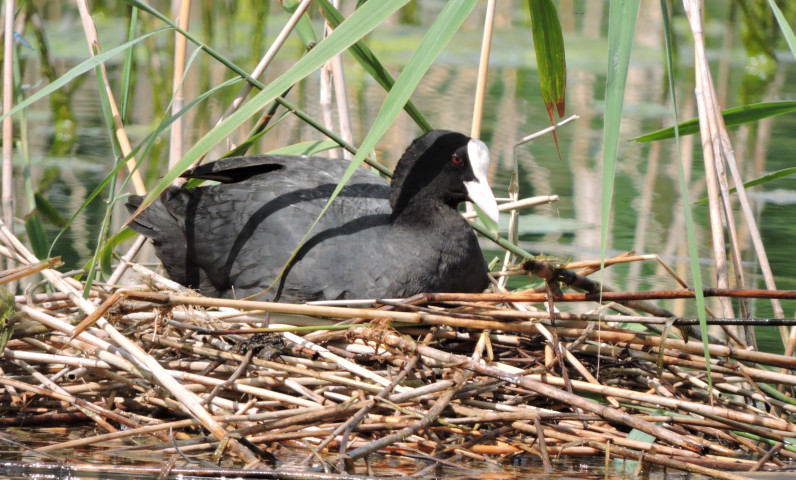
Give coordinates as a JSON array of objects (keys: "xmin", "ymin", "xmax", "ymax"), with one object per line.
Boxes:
[{"xmin": 126, "ymin": 130, "xmax": 499, "ymax": 302}]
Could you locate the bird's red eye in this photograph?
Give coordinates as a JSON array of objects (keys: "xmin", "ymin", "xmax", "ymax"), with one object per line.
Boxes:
[{"xmin": 452, "ymin": 154, "xmax": 464, "ymax": 165}]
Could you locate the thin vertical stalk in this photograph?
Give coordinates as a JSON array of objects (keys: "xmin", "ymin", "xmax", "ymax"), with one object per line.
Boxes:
[
  {"xmin": 685, "ymin": 1, "xmax": 782, "ymax": 348},
  {"xmin": 215, "ymin": 0, "xmax": 312, "ymax": 127},
  {"xmin": 331, "ymin": 60, "xmax": 353, "ymax": 159},
  {"xmin": 330, "ymin": 0, "xmax": 353, "ymax": 160},
  {"xmin": 601, "ymin": 0, "xmax": 640, "ymax": 289},
  {"xmin": 692, "ymin": 88, "xmax": 735, "ymax": 318},
  {"xmin": 168, "ymin": 0, "xmax": 191, "ymax": 171},
  {"xmin": 468, "ymin": 0, "xmax": 496, "ymax": 219},
  {"xmin": 712, "ymin": 122, "xmax": 750, "ymax": 320},
  {"xmin": 75, "ymin": 0, "xmax": 146, "ymax": 196},
  {"xmin": 15, "ymin": 23, "xmax": 39, "ymax": 261},
  {"xmin": 683, "ymin": 0, "xmax": 735, "ymax": 321},
  {"xmin": 705, "ymin": 61, "xmax": 785, "ymax": 327},
  {"xmin": 470, "ymin": 0, "xmax": 496, "ymax": 139},
  {"xmin": 659, "ymin": 0, "xmax": 712, "ymax": 384},
  {"xmin": 2, "ymin": 0, "xmax": 15, "ymax": 289},
  {"xmin": 320, "ymin": 26, "xmax": 337, "ymax": 158}
]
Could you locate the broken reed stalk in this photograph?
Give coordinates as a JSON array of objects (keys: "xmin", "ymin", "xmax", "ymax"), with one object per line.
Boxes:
[
  {"xmin": 554, "ymin": 325, "xmax": 796, "ymax": 370},
  {"xmin": 0, "ymin": 257, "xmax": 63, "ymax": 285},
  {"xmin": 425, "ymin": 287, "xmax": 796, "ymax": 302}
]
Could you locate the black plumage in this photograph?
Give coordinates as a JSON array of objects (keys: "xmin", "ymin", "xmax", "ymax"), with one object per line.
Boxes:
[{"xmin": 126, "ymin": 130, "xmax": 499, "ymax": 302}]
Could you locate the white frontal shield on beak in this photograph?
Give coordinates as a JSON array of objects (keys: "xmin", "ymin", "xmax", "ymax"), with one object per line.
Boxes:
[{"xmin": 463, "ymin": 139, "xmax": 499, "ymax": 224}]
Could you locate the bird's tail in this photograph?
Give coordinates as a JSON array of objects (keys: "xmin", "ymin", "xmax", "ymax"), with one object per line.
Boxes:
[
  {"xmin": 125, "ymin": 190, "xmax": 195, "ymax": 288},
  {"xmin": 125, "ymin": 194, "xmax": 180, "ymax": 239}
]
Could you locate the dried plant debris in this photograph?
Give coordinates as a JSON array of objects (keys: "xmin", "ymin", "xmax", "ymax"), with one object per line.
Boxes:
[{"xmin": 1, "ymin": 254, "xmax": 796, "ymax": 479}]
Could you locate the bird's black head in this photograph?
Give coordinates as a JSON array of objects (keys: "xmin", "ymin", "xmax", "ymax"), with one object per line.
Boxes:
[{"xmin": 390, "ymin": 130, "xmax": 498, "ymax": 223}]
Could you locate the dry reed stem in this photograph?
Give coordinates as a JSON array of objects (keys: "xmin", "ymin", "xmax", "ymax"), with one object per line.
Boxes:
[
  {"xmin": 168, "ymin": 0, "xmax": 191, "ymax": 171},
  {"xmin": 74, "ymin": 0, "xmax": 145, "ymax": 196},
  {"xmin": 526, "ymin": 371, "xmax": 796, "ymax": 435},
  {"xmin": 345, "ymin": 360, "xmax": 470, "ymax": 462},
  {"xmin": 462, "ymin": 195, "xmax": 559, "ymax": 219},
  {"xmin": 0, "ymin": 461, "xmax": 385, "ymax": 479},
  {"xmin": 470, "ymin": 0, "xmax": 496, "ymax": 139},
  {"xmin": 682, "ymin": 0, "xmax": 734, "ymax": 321},
  {"xmin": 683, "ymin": 1, "xmax": 784, "ymax": 327},
  {"xmin": 575, "ymin": 342, "xmax": 796, "ymax": 389},
  {"xmin": 555, "ymin": 326, "xmax": 796, "ymax": 370},
  {"xmin": 0, "ymin": 257, "xmax": 63, "ymax": 285},
  {"xmin": 1, "ymin": 0, "xmax": 14, "ymax": 290},
  {"xmin": 307, "ymin": 333, "xmax": 428, "ymax": 464},
  {"xmin": 154, "ymin": 336, "xmax": 393, "ymax": 395},
  {"xmin": 106, "ymin": 236, "xmax": 148, "ymax": 287},
  {"xmin": 426, "ymin": 287, "xmax": 796, "ymax": 303},
  {"xmin": 211, "ymin": 0, "xmax": 312, "ymax": 146}
]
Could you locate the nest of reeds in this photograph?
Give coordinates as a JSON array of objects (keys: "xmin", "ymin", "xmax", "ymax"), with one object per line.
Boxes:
[{"xmin": 2, "ymin": 223, "xmax": 796, "ymax": 480}]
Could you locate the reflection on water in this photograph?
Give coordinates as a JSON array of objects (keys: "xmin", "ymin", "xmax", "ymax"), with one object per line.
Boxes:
[
  {"xmin": 0, "ymin": 424, "xmax": 714, "ymax": 479},
  {"xmin": 16, "ymin": 3, "xmax": 796, "ymax": 341}
]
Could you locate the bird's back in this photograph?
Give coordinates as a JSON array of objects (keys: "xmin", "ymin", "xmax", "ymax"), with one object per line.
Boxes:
[{"xmin": 127, "ymin": 155, "xmax": 392, "ymax": 300}]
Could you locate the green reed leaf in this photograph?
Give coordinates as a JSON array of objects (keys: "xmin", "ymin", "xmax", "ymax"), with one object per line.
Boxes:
[{"xmin": 634, "ymin": 101, "xmax": 796, "ymax": 142}]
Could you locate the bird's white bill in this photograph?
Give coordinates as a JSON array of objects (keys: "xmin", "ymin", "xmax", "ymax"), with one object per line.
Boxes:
[{"xmin": 465, "ymin": 139, "xmax": 499, "ymax": 223}]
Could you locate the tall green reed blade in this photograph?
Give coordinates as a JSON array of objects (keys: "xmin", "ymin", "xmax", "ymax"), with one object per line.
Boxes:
[
  {"xmin": 634, "ymin": 100, "xmax": 796, "ymax": 142},
  {"xmin": 659, "ymin": 0, "xmax": 711, "ymax": 387},
  {"xmin": 81, "ymin": 41, "xmax": 127, "ymax": 293},
  {"xmin": 768, "ymin": 0, "xmax": 796, "ymax": 61},
  {"xmin": 264, "ymin": 0, "xmax": 479, "ymax": 294},
  {"xmin": 600, "ymin": 0, "xmax": 640, "ymax": 278},
  {"xmin": 527, "ymin": 0, "xmax": 566, "ymax": 156},
  {"xmin": 0, "ymin": 29, "xmax": 166, "ymax": 123},
  {"xmin": 129, "ymin": 0, "xmax": 411, "ymax": 218},
  {"xmin": 121, "ymin": 5, "xmax": 138, "ymax": 121},
  {"xmin": 693, "ymin": 166, "xmax": 796, "ymax": 204},
  {"xmin": 268, "ymin": 140, "xmax": 341, "ymax": 156},
  {"xmin": 316, "ymin": 0, "xmax": 432, "ymax": 132}
]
